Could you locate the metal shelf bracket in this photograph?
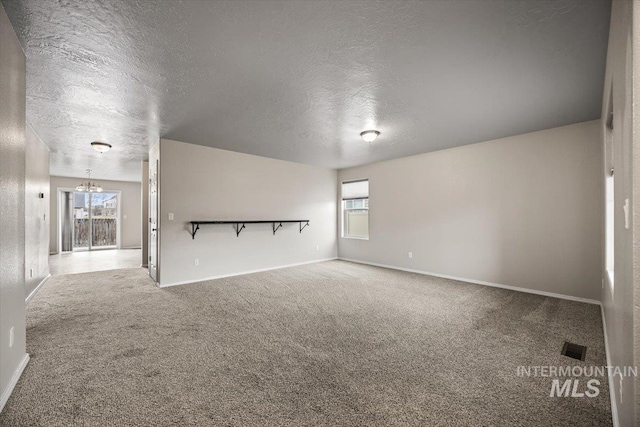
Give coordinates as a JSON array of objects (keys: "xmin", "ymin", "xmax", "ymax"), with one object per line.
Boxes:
[
  {"xmin": 191, "ymin": 223, "xmax": 200, "ymax": 239},
  {"xmin": 273, "ymin": 222, "xmax": 283, "ymax": 235},
  {"xmin": 188, "ymin": 220, "xmax": 309, "ymax": 239}
]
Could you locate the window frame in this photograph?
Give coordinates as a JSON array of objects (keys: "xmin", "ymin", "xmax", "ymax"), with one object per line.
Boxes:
[{"xmin": 341, "ymin": 179, "xmax": 369, "ymax": 240}]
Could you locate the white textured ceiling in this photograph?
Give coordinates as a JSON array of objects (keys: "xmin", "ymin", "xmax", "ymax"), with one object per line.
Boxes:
[{"xmin": 2, "ymin": 0, "xmax": 610, "ymax": 182}]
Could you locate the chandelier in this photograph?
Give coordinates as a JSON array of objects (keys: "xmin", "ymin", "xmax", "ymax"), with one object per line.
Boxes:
[{"xmin": 75, "ymin": 169, "xmax": 103, "ymax": 192}]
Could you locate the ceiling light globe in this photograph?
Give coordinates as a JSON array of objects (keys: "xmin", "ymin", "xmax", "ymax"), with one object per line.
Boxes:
[
  {"xmin": 91, "ymin": 141, "xmax": 112, "ymax": 153},
  {"xmin": 360, "ymin": 130, "xmax": 380, "ymax": 143}
]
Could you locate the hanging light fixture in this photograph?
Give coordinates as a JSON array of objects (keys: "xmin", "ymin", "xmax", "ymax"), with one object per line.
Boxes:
[{"xmin": 75, "ymin": 169, "xmax": 103, "ymax": 192}]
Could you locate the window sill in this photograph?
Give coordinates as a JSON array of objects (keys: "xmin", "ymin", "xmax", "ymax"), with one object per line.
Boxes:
[{"xmin": 341, "ymin": 236, "xmax": 369, "ymax": 241}]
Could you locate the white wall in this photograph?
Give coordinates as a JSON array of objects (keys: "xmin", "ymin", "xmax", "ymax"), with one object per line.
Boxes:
[
  {"xmin": 339, "ymin": 120, "xmax": 602, "ymax": 302},
  {"xmin": 601, "ymin": 1, "xmax": 637, "ymax": 425},
  {"xmin": 0, "ymin": 2, "xmax": 28, "ymax": 412},
  {"xmin": 24, "ymin": 124, "xmax": 50, "ymax": 300},
  {"xmin": 156, "ymin": 138, "xmax": 337, "ymax": 287},
  {"xmin": 49, "ymin": 176, "xmax": 142, "ymax": 253}
]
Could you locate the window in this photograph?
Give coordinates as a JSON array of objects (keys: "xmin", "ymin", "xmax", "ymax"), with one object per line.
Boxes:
[{"xmin": 342, "ymin": 179, "xmax": 369, "ymax": 239}]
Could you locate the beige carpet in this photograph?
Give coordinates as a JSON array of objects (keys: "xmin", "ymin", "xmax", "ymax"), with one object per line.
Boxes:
[{"xmin": 1, "ymin": 261, "xmax": 611, "ymax": 426}]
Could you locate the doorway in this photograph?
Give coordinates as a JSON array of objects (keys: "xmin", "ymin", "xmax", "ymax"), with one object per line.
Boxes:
[
  {"xmin": 59, "ymin": 189, "xmax": 122, "ymax": 252},
  {"xmin": 149, "ymin": 160, "xmax": 158, "ymax": 282}
]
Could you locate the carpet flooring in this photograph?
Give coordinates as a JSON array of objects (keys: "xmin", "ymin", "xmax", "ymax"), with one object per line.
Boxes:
[{"xmin": 0, "ymin": 261, "xmax": 611, "ymax": 426}]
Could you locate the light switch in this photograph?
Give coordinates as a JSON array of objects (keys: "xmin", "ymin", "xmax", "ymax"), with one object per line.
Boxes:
[
  {"xmin": 623, "ymin": 198, "xmax": 630, "ymax": 229},
  {"xmin": 168, "ymin": 213, "xmax": 174, "ymax": 221}
]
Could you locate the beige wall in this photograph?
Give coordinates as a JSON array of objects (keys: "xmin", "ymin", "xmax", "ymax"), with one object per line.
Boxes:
[
  {"xmin": 633, "ymin": 7, "xmax": 640, "ymax": 425},
  {"xmin": 601, "ymin": 1, "xmax": 637, "ymax": 425},
  {"xmin": 49, "ymin": 176, "xmax": 142, "ymax": 253},
  {"xmin": 25, "ymin": 124, "xmax": 50, "ymax": 299},
  {"xmin": 0, "ymin": 2, "xmax": 28, "ymax": 411},
  {"xmin": 156, "ymin": 138, "xmax": 337, "ymax": 287},
  {"xmin": 339, "ymin": 120, "xmax": 602, "ymax": 302}
]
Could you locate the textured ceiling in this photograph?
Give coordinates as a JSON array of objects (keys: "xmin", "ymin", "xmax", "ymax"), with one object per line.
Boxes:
[{"xmin": 2, "ymin": 0, "xmax": 611, "ymax": 182}]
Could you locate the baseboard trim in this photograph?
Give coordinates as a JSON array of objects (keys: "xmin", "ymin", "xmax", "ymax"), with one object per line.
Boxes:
[
  {"xmin": 158, "ymin": 257, "xmax": 338, "ymax": 288},
  {"xmin": 0, "ymin": 353, "xmax": 29, "ymax": 414},
  {"xmin": 600, "ymin": 304, "xmax": 619, "ymax": 427},
  {"xmin": 25, "ymin": 274, "xmax": 51, "ymax": 304},
  {"xmin": 338, "ymin": 258, "xmax": 601, "ymax": 305}
]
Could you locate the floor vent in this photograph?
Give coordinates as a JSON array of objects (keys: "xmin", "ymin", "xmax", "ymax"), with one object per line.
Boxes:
[{"xmin": 562, "ymin": 342, "xmax": 587, "ymax": 361}]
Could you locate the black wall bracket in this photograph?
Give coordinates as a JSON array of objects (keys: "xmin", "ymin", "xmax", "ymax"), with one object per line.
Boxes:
[
  {"xmin": 273, "ymin": 222, "xmax": 283, "ymax": 235},
  {"xmin": 190, "ymin": 223, "xmax": 200, "ymax": 239},
  {"xmin": 189, "ymin": 220, "xmax": 310, "ymax": 239}
]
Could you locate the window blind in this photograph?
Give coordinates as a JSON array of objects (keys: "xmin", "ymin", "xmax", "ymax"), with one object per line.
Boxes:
[{"xmin": 342, "ymin": 180, "xmax": 368, "ymax": 200}]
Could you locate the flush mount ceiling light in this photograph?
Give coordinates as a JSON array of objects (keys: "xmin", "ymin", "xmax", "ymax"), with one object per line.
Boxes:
[
  {"xmin": 91, "ymin": 141, "xmax": 112, "ymax": 153},
  {"xmin": 76, "ymin": 169, "xmax": 103, "ymax": 193},
  {"xmin": 360, "ymin": 130, "xmax": 380, "ymax": 143}
]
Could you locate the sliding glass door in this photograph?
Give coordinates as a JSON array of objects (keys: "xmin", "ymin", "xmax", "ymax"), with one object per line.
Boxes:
[
  {"xmin": 62, "ymin": 190, "xmax": 120, "ymax": 252},
  {"xmin": 90, "ymin": 193, "xmax": 119, "ymax": 249},
  {"xmin": 73, "ymin": 192, "xmax": 90, "ymax": 249}
]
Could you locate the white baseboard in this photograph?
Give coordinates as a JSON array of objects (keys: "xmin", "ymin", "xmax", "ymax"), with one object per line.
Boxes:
[
  {"xmin": 600, "ymin": 304, "xmax": 619, "ymax": 427},
  {"xmin": 25, "ymin": 274, "xmax": 51, "ymax": 304},
  {"xmin": 0, "ymin": 353, "xmax": 29, "ymax": 414},
  {"xmin": 158, "ymin": 257, "xmax": 338, "ymax": 288},
  {"xmin": 338, "ymin": 258, "xmax": 601, "ymax": 305}
]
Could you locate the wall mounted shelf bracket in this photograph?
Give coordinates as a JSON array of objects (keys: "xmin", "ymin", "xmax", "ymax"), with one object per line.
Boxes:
[{"xmin": 189, "ymin": 220, "xmax": 310, "ymax": 239}]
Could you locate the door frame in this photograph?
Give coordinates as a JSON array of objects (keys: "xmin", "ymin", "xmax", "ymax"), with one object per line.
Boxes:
[
  {"xmin": 57, "ymin": 187, "xmax": 123, "ymax": 253},
  {"xmin": 148, "ymin": 160, "xmax": 159, "ymax": 282}
]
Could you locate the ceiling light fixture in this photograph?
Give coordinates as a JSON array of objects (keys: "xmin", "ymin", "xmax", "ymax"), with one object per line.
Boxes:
[
  {"xmin": 91, "ymin": 141, "xmax": 112, "ymax": 153},
  {"xmin": 76, "ymin": 169, "xmax": 103, "ymax": 193},
  {"xmin": 360, "ymin": 130, "xmax": 380, "ymax": 143}
]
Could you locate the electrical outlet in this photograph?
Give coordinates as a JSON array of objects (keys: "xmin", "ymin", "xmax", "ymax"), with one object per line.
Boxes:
[
  {"xmin": 315, "ymin": 245, "xmax": 319, "ymax": 251},
  {"xmin": 9, "ymin": 327, "xmax": 14, "ymax": 348},
  {"xmin": 194, "ymin": 259, "xmax": 199, "ymax": 266},
  {"xmin": 408, "ymin": 252, "xmax": 413, "ymax": 259},
  {"xmin": 168, "ymin": 213, "xmax": 174, "ymax": 221}
]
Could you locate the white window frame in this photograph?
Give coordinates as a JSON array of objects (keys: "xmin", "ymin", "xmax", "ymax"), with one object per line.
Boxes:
[{"xmin": 341, "ymin": 179, "xmax": 369, "ymax": 240}]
